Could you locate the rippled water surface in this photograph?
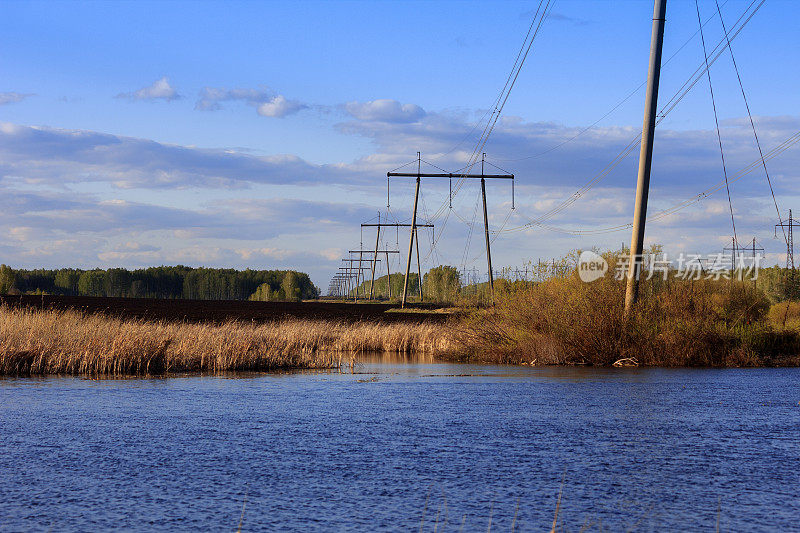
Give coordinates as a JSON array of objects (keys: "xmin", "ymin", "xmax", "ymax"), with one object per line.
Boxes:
[{"xmin": 1, "ymin": 358, "xmax": 799, "ymax": 531}]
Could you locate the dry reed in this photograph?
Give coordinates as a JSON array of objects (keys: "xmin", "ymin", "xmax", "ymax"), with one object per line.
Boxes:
[
  {"xmin": 0, "ymin": 305, "xmax": 457, "ymax": 376},
  {"xmin": 768, "ymin": 300, "xmax": 800, "ymax": 330},
  {"xmin": 454, "ymin": 272, "xmax": 800, "ymax": 367}
]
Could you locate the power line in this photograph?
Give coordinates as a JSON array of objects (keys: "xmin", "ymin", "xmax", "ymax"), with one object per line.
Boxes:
[
  {"xmin": 495, "ymin": 130, "xmax": 800, "ymax": 236},
  {"xmin": 713, "ymin": 0, "xmax": 786, "ymax": 247},
  {"xmin": 428, "ymin": 0, "xmax": 555, "ymax": 224},
  {"xmin": 695, "ymin": 0, "xmax": 738, "ymax": 255},
  {"xmin": 491, "ymin": 0, "xmax": 735, "ymax": 163},
  {"xmin": 429, "ymin": 0, "xmax": 548, "ymax": 161},
  {"xmin": 494, "ymin": 0, "xmax": 766, "ymax": 232}
]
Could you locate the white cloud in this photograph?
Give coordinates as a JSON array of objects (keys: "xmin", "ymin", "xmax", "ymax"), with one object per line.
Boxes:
[
  {"xmin": 319, "ymin": 248, "xmax": 342, "ymax": 261},
  {"xmin": 0, "ymin": 122, "xmax": 362, "ymax": 189},
  {"xmin": 256, "ymin": 95, "xmax": 307, "ymax": 118},
  {"xmin": 0, "ymin": 92, "xmax": 34, "ymax": 105},
  {"xmin": 235, "ymin": 247, "xmax": 295, "ymax": 260},
  {"xmin": 195, "ymin": 87, "xmax": 269, "ymax": 111},
  {"xmin": 0, "ymin": 188, "xmax": 376, "ymax": 241},
  {"xmin": 3, "ymin": 112, "xmax": 798, "ymax": 200},
  {"xmin": 343, "ymin": 99, "xmax": 426, "ymax": 123},
  {"xmin": 117, "ymin": 77, "xmax": 180, "ymax": 102},
  {"xmin": 97, "ymin": 243, "xmax": 162, "ymax": 263},
  {"xmin": 2, "ymin": 108, "xmax": 799, "ymax": 284},
  {"xmin": 0, "ymin": 186, "xmax": 374, "ymax": 281},
  {"xmin": 196, "ymin": 86, "xmax": 306, "ymax": 118}
]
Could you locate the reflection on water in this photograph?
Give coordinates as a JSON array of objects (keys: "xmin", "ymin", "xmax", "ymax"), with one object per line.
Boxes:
[
  {"xmin": 1, "ymin": 362, "xmax": 798, "ymax": 531},
  {"xmin": 354, "ymin": 352, "xmax": 659, "ymax": 382},
  {"xmin": 356, "ymin": 351, "xmax": 440, "ymax": 365}
]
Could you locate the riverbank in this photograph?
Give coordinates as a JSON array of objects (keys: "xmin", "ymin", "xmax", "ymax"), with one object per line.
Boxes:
[
  {"xmin": 453, "ymin": 276, "xmax": 800, "ymax": 367},
  {"xmin": 5, "ymin": 277, "xmax": 800, "ymax": 375},
  {"xmin": 0, "ymin": 306, "xmax": 455, "ymax": 375}
]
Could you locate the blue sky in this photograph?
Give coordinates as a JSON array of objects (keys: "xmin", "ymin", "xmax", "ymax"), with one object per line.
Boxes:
[{"xmin": 1, "ymin": 0, "xmax": 798, "ymax": 287}]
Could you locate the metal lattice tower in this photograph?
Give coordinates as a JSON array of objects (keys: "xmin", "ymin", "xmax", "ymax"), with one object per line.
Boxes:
[{"xmin": 775, "ymin": 209, "xmax": 800, "ymax": 281}]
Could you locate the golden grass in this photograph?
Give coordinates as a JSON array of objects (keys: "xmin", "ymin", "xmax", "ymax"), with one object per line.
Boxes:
[
  {"xmin": 768, "ymin": 300, "xmax": 800, "ymax": 330},
  {"xmin": 454, "ymin": 274, "xmax": 800, "ymax": 367},
  {"xmin": 0, "ymin": 305, "xmax": 456, "ymax": 376}
]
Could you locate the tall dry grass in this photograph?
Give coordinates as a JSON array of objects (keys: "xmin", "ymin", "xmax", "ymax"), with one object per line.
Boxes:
[
  {"xmin": 768, "ymin": 300, "xmax": 800, "ymax": 330},
  {"xmin": 455, "ymin": 271, "xmax": 800, "ymax": 367},
  {"xmin": 0, "ymin": 305, "xmax": 456, "ymax": 376}
]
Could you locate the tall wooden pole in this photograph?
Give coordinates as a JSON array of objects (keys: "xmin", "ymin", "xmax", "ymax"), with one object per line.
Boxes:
[
  {"xmin": 358, "ymin": 252, "xmax": 364, "ymax": 301},
  {"xmin": 369, "ymin": 214, "xmax": 380, "ymax": 299},
  {"xmin": 386, "ymin": 249, "xmax": 392, "ymax": 299},
  {"xmin": 415, "ymin": 227, "xmax": 423, "ymax": 300},
  {"xmin": 624, "ymin": 0, "xmax": 667, "ymax": 314},
  {"xmin": 790, "ymin": 209, "xmax": 795, "ymax": 280},
  {"xmin": 352, "ymin": 254, "xmax": 360, "ymax": 302},
  {"xmin": 481, "ymin": 154, "xmax": 494, "ymax": 304},
  {"xmin": 402, "ymin": 152, "xmax": 421, "ymax": 308},
  {"xmin": 347, "ymin": 265, "xmax": 352, "ymax": 300}
]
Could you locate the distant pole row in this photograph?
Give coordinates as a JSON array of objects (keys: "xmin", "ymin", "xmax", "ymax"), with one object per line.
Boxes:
[
  {"xmin": 328, "ymin": 152, "xmax": 514, "ymax": 304},
  {"xmin": 386, "ymin": 152, "xmax": 513, "ymax": 307}
]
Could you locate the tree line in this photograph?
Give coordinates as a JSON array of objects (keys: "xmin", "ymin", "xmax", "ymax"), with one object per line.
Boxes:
[
  {"xmin": 345, "ymin": 261, "xmax": 800, "ymax": 305},
  {"xmin": 349, "ymin": 266, "xmax": 462, "ymax": 303},
  {"xmin": 0, "ymin": 265, "xmax": 319, "ymax": 301}
]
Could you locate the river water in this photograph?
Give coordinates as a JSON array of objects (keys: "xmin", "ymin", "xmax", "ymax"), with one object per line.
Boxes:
[{"xmin": 1, "ymin": 357, "xmax": 798, "ymax": 531}]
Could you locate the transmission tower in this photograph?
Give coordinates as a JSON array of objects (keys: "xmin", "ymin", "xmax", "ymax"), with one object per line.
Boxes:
[
  {"xmin": 387, "ymin": 152, "xmax": 513, "ymax": 306},
  {"xmin": 775, "ymin": 209, "xmax": 800, "ymax": 280}
]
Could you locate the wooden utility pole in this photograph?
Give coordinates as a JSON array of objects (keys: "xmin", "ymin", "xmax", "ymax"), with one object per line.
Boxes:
[
  {"xmin": 357, "ymin": 252, "xmax": 363, "ymax": 299},
  {"xmin": 362, "ymin": 221, "xmax": 433, "ymax": 302},
  {"xmin": 349, "ymin": 250, "xmax": 398, "ymax": 300},
  {"xmin": 386, "ymin": 248, "xmax": 392, "ymax": 299},
  {"xmin": 328, "ymin": 275, "xmax": 345, "ymax": 297},
  {"xmin": 340, "ymin": 260, "xmax": 376, "ymax": 301},
  {"xmin": 725, "ymin": 237, "xmax": 737, "ymax": 274},
  {"xmin": 339, "ymin": 265, "xmax": 351, "ymax": 300},
  {"xmin": 751, "ymin": 238, "xmax": 764, "ymax": 288},
  {"xmin": 744, "ymin": 238, "xmax": 764, "ymax": 287},
  {"xmin": 401, "ymin": 153, "xmax": 423, "ymax": 308},
  {"xmin": 387, "ymin": 153, "xmax": 513, "ymax": 308},
  {"xmin": 624, "ymin": 0, "xmax": 667, "ymax": 314},
  {"xmin": 481, "ymin": 153, "xmax": 495, "ymax": 304},
  {"xmin": 337, "ymin": 265, "xmax": 372, "ymax": 299},
  {"xmin": 415, "ymin": 227, "xmax": 423, "ymax": 300},
  {"xmin": 336, "ymin": 268, "xmax": 352, "ymax": 298},
  {"xmin": 370, "ymin": 212, "xmax": 381, "ymax": 298},
  {"xmin": 337, "ymin": 267, "xmax": 353, "ymax": 299}
]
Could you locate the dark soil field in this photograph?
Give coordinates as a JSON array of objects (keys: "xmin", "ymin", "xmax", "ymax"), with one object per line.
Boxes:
[{"xmin": 0, "ymin": 295, "xmax": 451, "ymax": 324}]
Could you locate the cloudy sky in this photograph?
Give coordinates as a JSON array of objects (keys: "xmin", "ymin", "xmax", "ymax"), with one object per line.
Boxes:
[{"xmin": 1, "ymin": 0, "xmax": 798, "ymax": 288}]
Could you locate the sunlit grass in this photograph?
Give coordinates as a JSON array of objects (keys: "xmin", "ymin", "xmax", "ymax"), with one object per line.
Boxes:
[
  {"xmin": 0, "ymin": 305, "xmax": 456, "ymax": 376},
  {"xmin": 454, "ymin": 253, "xmax": 800, "ymax": 367}
]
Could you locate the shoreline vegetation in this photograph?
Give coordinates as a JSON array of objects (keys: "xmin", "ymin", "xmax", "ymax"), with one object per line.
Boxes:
[
  {"xmin": 3, "ymin": 249, "xmax": 800, "ymax": 376},
  {"xmin": 0, "ymin": 306, "xmax": 454, "ymax": 376},
  {"xmin": 456, "ymin": 277, "xmax": 800, "ymax": 367},
  {"xmin": 454, "ymin": 250, "xmax": 800, "ymax": 367}
]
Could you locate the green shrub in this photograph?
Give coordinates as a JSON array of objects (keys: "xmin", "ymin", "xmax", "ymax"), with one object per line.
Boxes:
[{"xmin": 0, "ymin": 265, "xmax": 15, "ymax": 294}]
